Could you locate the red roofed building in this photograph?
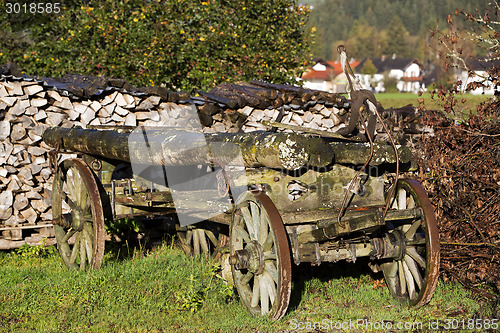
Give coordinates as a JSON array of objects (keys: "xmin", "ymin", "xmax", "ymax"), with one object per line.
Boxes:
[{"xmin": 300, "ymin": 59, "xmax": 360, "ymax": 93}]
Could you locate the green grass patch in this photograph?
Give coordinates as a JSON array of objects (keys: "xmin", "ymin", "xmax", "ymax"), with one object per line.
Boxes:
[
  {"xmin": 0, "ymin": 246, "xmax": 496, "ymax": 332},
  {"xmin": 376, "ymin": 92, "xmax": 491, "ymax": 114}
]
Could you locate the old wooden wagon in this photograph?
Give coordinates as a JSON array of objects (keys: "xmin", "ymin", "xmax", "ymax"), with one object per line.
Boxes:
[{"xmin": 42, "ymin": 124, "xmax": 439, "ymax": 320}]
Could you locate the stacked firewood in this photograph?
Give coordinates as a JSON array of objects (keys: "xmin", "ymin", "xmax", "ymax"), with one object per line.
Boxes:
[{"xmin": 0, "ymin": 74, "xmax": 350, "ymax": 248}]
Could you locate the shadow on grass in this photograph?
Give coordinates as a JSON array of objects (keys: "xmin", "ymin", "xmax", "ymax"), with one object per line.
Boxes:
[
  {"xmin": 288, "ymin": 257, "xmax": 381, "ymax": 313},
  {"xmin": 103, "ymin": 215, "xmax": 180, "ymax": 263}
]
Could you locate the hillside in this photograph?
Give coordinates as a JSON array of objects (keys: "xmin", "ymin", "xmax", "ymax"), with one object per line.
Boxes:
[{"xmin": 306, "ymin": 0, "xmax": 491, "ymax": 61}]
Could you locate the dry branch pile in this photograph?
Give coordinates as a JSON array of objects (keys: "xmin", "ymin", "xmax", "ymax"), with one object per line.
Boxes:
[{"xmin": 414, "ymin": 103, "xmax": 500, "ymax": 298}]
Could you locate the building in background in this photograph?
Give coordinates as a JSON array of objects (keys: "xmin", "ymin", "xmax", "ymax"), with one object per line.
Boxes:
[
  {"xmin": 300, "ymin": 59, "xmax": 359, "ymax": 93},
  {"xmin": 356, "ymin": 55, "xmax": 424, "ymax": 93},
  {"xmin": 456, "ymin": 57, "xmax": 500, "ymax": 95},
  {"xmin": 301, "ymin": 56, "xmax": 425, "ymax": 94}
]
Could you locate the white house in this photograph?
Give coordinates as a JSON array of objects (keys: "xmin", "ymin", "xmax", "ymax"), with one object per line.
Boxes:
[
  {"xmin": 300, "ymin": 59, "xmax": 360, "ymax": 93},
  {"xmin": 456, "ymin": 57, "xmax": 500, "ymax": 95},
  {"xmin": 356, "ymin": 55, "xmax": 424, "ymax": 93}
]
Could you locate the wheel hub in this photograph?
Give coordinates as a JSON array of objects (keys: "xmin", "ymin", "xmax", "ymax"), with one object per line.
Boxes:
[
  {"xmin": 231, "ymin": 240, "xmax": 264, "ymax": 274},
  {"xmin": 70, "ymin": 208, "xmax": 85, "ymax": 231},
  {"xmin": 373, "ymin": 230, "xmax": 406, "ymax": 260}
]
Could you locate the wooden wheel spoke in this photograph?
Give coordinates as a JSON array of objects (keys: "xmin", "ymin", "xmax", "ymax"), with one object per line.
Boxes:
[
  {"xmin": 387, "ymin": 275, "xmax": 398, "ymax": 294},
  {"xmin": 407, "ymin": 196, "xmax": 416, "ymax": 209},
  {"xmin": 259, "ymin": 274, "xmax": 270, "ymax": 315},
  {"xmin": 239, "ymin": 271, "xmax": 253, "ymax": 286},
  {"xmin": 251, "ymin": 275, "xmax": 260, "ymax": 308},
  {"xmin": 386, "ymin": 261, "xmax": 398, "ymax": 278},
  {"xmin": 258, "ymin": 211, "xmax": 269, "ymax": 244},
  {"xmin": 61, "ymin": 228, "xmax": 76, "ymax": 244},
  {"xmin": 406, "ymin": 237, "xmax": 426, "ymax": 246},
  {"xmin": 241, "ymin": 206, "xmax": 256, "ymax": 239},
  {"xmin": 402, "ymin": 260, "xmax": 417, "ymax": 300},
  {"xmin": 407, "ymin": 246, "xmax": 426, "ymax": 268},
  {"xmin": 178, "ymin": 224, "xmax": 227, "ymax": 259},
  {"xmin": 74, "ymin": 172, "xmax": 85, "ymax": 205},
  {"xmin": 235, "ymin": 226, "xmax": 251, "ymax": 244},
  {"xmin": 61, "ymin": 192, "xmax": 78, "ymax": 212},
  {"xmin": 263, "ymin": 251, "xmax": 277, "ymax": 261},
  {"xmin": 404, "ymin": 254, "xmax": 423, "ymax": 290},
  {"xmin": 265, "ymin": 261, "xmax": 278, "ymax": 284},
  {"xmin": 205, "ymin": 229, "xmax": 218, "ymax": 246},
  {"xmin": 263, "ymin": 271, "xmax": 276, "ymax": 305},
  {"xmin": 70, "ymin": 232, "xmax": 81, "ymax": 264},
  {"xmin": 78, "ymin": 190, "xmax": 89, "ymax": 209},
  {"xmin": 391, "ymin": 196, "xmax": 398, "ymax": 209},
  {"xmin": 192, "ymin": 228, "xmax": 201, "ymax": 256},
  {"xmin": 250, "ymin": 202, "xmax": 260, "ymax": 235},
  {"xmin": 262, "ymin": 232, "xmax": 274, "ymax": 252},
  {"xmin": 185, "ymin": 229, "xmax": 193, "ymax": 246},
  {"xmin": 405, "ymin": 219, "xmax": 422, "ymax": 240},
  {"xmin": 84, "ymin": 199, "xmax": 92, "ymax": 213},
  {"xmin": 197, "ymin": 229, "xmax": 210, "ymax": 255},
  {"xmin": 65, "ymin": 172, "xmax": 78, "ymax": 202},
  {"xmin": 84, "ymin": 223, "xmax": 94, "ymax": 265},
  {"xmin": 398, "ymin": 261, "xmax": 407, "ymax": 296},
  {"xmin": 79, "ymin": 234, "xmax": 87, "ymax": 270},
  {"xmin": 398, "ymin": 188, "xmax": 407, "ymax": 210}
]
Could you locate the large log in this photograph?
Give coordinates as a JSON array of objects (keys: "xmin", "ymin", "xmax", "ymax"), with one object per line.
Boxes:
[{"xmin": 42, "ymin": 127, "xmax": 335, "ymax": 170}]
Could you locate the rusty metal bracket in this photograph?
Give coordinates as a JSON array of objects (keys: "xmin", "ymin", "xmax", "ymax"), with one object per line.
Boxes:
[{"xmin": 90, "ymin": 159, "xmax": 102, "ymax": 171}]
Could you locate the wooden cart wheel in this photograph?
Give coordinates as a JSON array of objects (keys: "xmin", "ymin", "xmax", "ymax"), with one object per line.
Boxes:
[
  {"xmin": 230, "ymin": 191, "xmax": 292, "ymax": 320},
  {"xmin": 52, "ymin": 159, "xmax": 106, "ymax": 271},
  {"xmin": 176, "ymin": 222, "xmax": 228, "ymax": 260},
  {"xmin": 381, "ymin": 179, "xmax": 440, "ymax": 306}
]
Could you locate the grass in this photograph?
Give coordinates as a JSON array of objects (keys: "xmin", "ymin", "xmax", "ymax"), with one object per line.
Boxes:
[
  {"xmin": 376, "ymin": 92, "xmax": 491, "ymax": 113},
  {"xmin": 0, "ymin": 242, "xmax": 497, "ymax": 333}
]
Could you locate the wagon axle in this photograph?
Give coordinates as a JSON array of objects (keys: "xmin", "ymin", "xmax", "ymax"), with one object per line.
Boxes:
[{"xmin": 230, "ymin": 240, "xmax": 265, "ymax": 274}]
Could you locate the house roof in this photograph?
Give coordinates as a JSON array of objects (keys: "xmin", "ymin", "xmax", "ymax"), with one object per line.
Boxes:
[
  {"xmin": 301, "ymin": 60, "xmax": 360, "ymax": 81},
  {"xmin": 358, "ymin": 56, "xmax": 421, "ymax": 74},
  {"xmin": 466, "ymin": 57, "xmax": 500, "ymax": 71}
]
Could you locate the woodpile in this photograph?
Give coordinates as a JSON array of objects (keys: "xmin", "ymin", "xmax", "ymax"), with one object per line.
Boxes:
[{"xmin": 0, "ymin": 73, "xmax": 351, "ymax": 249}]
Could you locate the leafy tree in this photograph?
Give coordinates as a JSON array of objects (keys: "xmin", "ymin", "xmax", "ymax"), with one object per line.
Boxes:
[
  {"xmin": 360, "ymin": 58, "xmax": 377, "ymax": 75},
  {"xmin": 346, "ymin": 20, "xmax": 385, "ymax": 59},
  {"xmin": 384, "ymin": 15, "xmax": 410, "ymax": 57},
  {"xmin": 383, "ymin": 72, "xmax": 399, "ymax": 93},
  {"xmin": 0, "ymin": 0, "xmax": 312, "ymax": 91}
]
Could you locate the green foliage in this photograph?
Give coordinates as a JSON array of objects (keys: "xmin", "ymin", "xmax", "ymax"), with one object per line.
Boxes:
[
  {"xmin": 383, "ymin": 73, "xmax": 399, "ymax": 93},
  {"xmin": 175, "ymin": 273, "xmax": 206, "ymax": 313},
  {"xmin": 105, "ymin": 217, "xmax": 141, "ymax": 237},
  {"xmin": 385, "ymin": 15, "xmax": 410, "ymax": 57},
  {"xmin": 14, "ymin": 240, "xmax": 57, "ymax": 259},
  {"xmin": 175, "ymin": 260, "xmax": 234, "ymax": 313},
  {"xmin": 0, "ymin": 0, "xmax": 312, "ymax": 91},
  {"xmin": 360, "ymin": 58, "xmax": 377, "ymax": 75},
  {"xmin": 346, "ymin": 20, "xmax": 386, "ymax": 59}
]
